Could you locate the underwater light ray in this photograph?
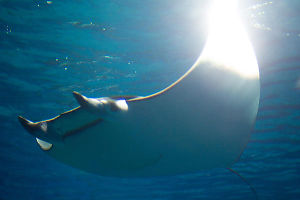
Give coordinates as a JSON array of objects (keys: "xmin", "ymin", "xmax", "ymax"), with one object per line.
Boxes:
[{"xmin": 200, "ymin": 0, "xmax": 259, "ymax": 79}]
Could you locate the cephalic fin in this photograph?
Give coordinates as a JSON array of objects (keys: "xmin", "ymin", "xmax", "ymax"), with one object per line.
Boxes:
[
  {"xmin": 72, "ymin": 91, "xmax": 88, "ymax": 107},
  {"xmin": 18, "ymin": 116, "xmax": 40, "ymax": 133},
  {"xmin": 73, "ymin": 91, "xmax": 105, "ymax": 109},
  {"xmin": 36, "ymin": 138, "xmax": 53, "ymax": 151}
]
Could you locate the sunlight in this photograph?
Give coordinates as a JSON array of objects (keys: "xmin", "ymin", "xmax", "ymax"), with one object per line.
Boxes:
[{"xmin": 200, "ymin": 0, "xmax": 259, "ymax": 79}]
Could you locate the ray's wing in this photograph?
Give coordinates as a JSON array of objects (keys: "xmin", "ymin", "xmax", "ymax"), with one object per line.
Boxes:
[{"xmin": 128, "ymin": 58, "xmax": 199, "ymax": 102}]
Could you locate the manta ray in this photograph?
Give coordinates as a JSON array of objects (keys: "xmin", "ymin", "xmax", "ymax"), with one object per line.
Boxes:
[
  {"xmin": 18, "ymin": 3, "xmax": 260, "ymax": 177},
  {"xmin": 18, "ymin": 58, "xmax": 259, "ymax": 177}
]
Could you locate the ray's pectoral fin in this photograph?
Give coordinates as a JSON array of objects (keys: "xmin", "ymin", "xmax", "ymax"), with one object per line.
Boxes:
[
  {"xmin": 72, "ymin": 91, "xmax": 128, "ymax": 115},
  {"xmin": 18, "ymin": 116, "xmax": 53, "ymax": 151}
]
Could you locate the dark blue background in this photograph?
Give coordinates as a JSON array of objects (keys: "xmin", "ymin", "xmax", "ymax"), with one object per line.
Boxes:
[{"xmin": 0, "ymin": 0, "xmax": 299, "ymax": 199}]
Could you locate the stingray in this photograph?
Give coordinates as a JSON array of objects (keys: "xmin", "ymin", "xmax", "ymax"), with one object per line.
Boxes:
[{"xmin": 18, "ymin": 4, "xmax": 260, "ymax": 178}]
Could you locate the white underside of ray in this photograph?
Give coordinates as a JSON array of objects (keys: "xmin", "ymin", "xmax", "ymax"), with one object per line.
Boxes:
[{"xmin": 26, "ymin": 0, "xmax": 259, "ymax": 177}]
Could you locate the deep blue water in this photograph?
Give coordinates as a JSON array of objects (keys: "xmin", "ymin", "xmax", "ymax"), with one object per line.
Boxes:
[{"xmin": 0, "ymin": 0, "xmax": 300, "ymax": 199}]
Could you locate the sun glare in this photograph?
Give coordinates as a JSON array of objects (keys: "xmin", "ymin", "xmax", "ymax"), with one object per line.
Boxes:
[{"xmin": 200, "ymin": 0, "xmax": 259, "ymax": 79}]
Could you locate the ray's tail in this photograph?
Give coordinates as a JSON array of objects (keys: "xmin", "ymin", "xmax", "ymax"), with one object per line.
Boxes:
[{"xmin": 227, "ymin": 168, "xmax": 258, "ymax": 200}]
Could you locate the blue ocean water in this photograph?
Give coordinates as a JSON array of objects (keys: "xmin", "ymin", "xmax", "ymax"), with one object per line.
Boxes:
[{"xmin": 0, "ymin": 0, "xmax": 299, "ymax": 199}]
